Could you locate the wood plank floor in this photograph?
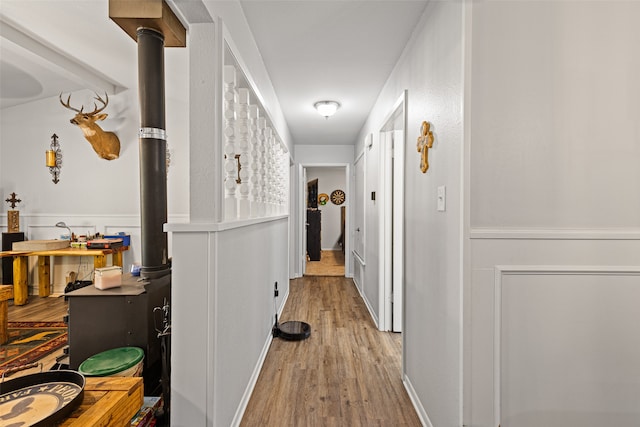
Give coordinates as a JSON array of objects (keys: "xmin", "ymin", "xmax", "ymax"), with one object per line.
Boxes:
[
  {"xmin": 6, "ymin": 278, "xmax": 421, "ymax": 426},
  {"xmin": 304, "ymin": 250, "xmax": 345, "ymax": 277},
  {"xmin": 241, "ymin": 276, "xmax": 421, "ymax": 426}
]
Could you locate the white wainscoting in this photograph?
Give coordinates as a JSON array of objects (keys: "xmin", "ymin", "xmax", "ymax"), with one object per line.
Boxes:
[{"xmin": 494, "ymin": 266, "xmax": 640, "ymax": 427}]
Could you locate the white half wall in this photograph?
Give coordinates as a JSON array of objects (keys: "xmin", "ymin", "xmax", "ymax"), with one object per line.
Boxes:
[{"xmin": 167, "ymin": 218, "xmax": 290, "ymax": 427}]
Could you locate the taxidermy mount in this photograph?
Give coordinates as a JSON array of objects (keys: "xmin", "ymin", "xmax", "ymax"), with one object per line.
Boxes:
[{"xmin": 60, "ymin": 92, "xmax": 121, "ymax": 160}]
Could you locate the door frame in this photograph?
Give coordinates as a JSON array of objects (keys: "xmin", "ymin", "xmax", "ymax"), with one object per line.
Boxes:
[
  {"xmin": 297, "ymin": 163, "xmax": 351, "ymax": 278},
  {"xmin": 378, "ymin": 91, "xmax": 407, "ymax": 332}
]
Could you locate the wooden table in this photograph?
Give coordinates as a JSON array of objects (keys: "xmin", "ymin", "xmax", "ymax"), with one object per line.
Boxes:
[
  {"xmin": 0, "ymin": 246, "xmax": 129, "ymax": 306},
  {"xmin": 59, "ymin": 376, "xmax": 144, "ymax": 426},
  {"xmin": 0, "ymin": 284, "xmax": 13, "ymax": 344}
]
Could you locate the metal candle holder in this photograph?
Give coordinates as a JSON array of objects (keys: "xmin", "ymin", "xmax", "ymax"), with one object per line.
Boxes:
[{"xmin": 46, "ymin": 134, "xmax": 62, "ymax": 183}]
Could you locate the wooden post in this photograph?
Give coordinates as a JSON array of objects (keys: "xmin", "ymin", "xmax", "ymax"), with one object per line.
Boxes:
[
  {"xmin": 38, "ymin": 255, "xmax": 51, "ymax": 296},
  {"xmin": 112, "ymin": 250, "xmax": 124, "ymax": 267},
  {"xmin": 13, "ymin": 255, "xmax": 28, "ymax": 305},
  {"xmin": 94, "ymin": 254, "xmax": 107, "ymax": 269},
  {"xmin": 0, "ymin": 285, "xmax": 13, "ymax": 344}
]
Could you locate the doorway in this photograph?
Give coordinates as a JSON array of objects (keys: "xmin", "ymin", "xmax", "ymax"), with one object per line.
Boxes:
[
  {"xmin": 299, "ymin": 165, "xmax": 349, "ymax": 277},
  {"xmin": 379, "ymin": 92, "xmax": 406, "ymax": 332}
]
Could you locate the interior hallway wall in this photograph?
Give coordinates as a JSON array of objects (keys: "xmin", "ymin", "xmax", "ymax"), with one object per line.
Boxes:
[
  {"xmin": 467, "ymin": 2, "xmax": 640, "ymax": 425},
  {"xmin": 356, "ymin": 2, "xmax": 464, "ymax": 425}
]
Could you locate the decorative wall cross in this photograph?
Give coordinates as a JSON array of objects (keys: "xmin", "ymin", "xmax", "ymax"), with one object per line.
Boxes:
[
  {"xmin": 416, "ymin": 121, "xmax": 434, "ymax": 173},
  {"xmin": 5, "ymin": 192, "xmax": 21, "ymax": 209},
  {"xmin": 5, "ymin": 192, "xmax": 21, "ymax": 233}
]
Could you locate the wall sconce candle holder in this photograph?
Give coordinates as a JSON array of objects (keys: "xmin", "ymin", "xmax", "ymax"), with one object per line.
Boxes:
[{"xmin": 46, "ymin": 133, "xmax": 62, "ymax": 184}]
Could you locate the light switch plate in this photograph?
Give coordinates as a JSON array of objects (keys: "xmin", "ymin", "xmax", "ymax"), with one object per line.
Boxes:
[{"xmin": 437, "ymin": 185, "xmax": 446, "ymax": 211}]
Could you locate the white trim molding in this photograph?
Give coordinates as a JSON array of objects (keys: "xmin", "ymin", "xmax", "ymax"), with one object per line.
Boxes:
[
  {"xmin": 492, "ymin": 264, "xmax": 640, "ymax": 425},
  {"xmin": 404, "ymin": 374, "xmax": 434, "ymax": 427},
  {"xmin": 471, "ymin": 227, "xmax": 640, "ymax": 240}
]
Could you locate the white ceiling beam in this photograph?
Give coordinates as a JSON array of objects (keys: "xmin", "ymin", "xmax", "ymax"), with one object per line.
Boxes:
[{"xmin": 0, "ymin": 16, "xmax": 122, "ymax": 94}]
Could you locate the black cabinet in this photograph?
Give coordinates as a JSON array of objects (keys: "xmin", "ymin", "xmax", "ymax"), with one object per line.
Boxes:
[
  {"xmin": 306, "ymin": 209, "xmax": 321, "ymax": 261},
  {"xmin": 66, "ymin": 274, "xmax": 170, "ymax": 394},
  {"xmin": 307, "ymin": 179, "xmax": 318, "ymax": 209},
  {"xmin": 2, "ymin": 232, "xmax": 24, "ymax": 284}
]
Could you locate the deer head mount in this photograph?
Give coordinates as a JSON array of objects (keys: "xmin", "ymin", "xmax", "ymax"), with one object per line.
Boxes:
[{"xmin": 59, "ymin": 92, "xmax": 121, "ymax": 160}]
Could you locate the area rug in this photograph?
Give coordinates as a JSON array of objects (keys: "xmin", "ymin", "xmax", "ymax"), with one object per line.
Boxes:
[{"xmin": 0, "ymin": 321, "xmax": 67, "ymax": 376}]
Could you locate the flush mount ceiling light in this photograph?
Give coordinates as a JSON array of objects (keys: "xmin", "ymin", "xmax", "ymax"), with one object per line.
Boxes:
[{"xmin": 314, "ymin": 100, "xmax": 341, "ymax": 119}]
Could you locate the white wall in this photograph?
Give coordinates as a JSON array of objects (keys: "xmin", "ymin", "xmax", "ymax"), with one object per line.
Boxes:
[
  {"xmin": 467, "ymin": 2, "xmax": 640, "ymax": 425},
  {"xmin": 1, "ymin": 77, "xmax": 189, "ymax": 285},
  {"xmin": 295, "ymin": 144, "xmax": 354, "ymax": 164},
  {"xmin": 306, "ymin": 167, "xmax": 346, "ymax": 250},
  {"xmin": 356, "ymin": 2, "xmax": 464, "ymax": 425}
]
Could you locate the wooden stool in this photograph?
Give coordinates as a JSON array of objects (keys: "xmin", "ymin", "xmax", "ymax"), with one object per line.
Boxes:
[{"xmin": 0, "ymin": 284, "xmax": 14, "ymax": 344}]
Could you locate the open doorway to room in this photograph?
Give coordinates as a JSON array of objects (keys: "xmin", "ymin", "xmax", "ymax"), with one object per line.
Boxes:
[
  {"xmin": 302, "ymin": 166, "xmax": 348, "ymax": 277},
  {"xmin": 379, "ymin": 91, "xmax": 406, "ymax": 333}
]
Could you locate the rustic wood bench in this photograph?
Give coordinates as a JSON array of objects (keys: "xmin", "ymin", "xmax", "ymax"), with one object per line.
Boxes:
[{"xmin": 0, "ymin": 284, "xmax": 13, "ymax": 344}]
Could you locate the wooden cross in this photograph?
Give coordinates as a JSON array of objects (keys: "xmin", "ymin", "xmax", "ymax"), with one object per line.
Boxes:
[
  {"xmin": 5, "ymin": 192, "xmax": 21, "ymax": 209},
  {"xmin": 416, "ymin": 121, "xmax": 434, "ymax": 173},
  {"xmin": 5, "ymin": 192, "xmax": 21, "ymax": 232}
]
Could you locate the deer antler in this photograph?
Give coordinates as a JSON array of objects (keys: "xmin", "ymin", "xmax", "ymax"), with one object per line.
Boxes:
[
  {"xmin": 88, "ymin": 92, "xmax": 109, "ymax": 116},
  {"xmin": 59, "ymin": 92, "xmax": 110, "ymax": 115},
  {"xmin": 59, "ymin": 93, "xmax": 83, "ymax": 113}
]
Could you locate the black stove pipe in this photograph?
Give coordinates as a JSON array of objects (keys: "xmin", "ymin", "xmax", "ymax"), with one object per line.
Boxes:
[{"xmin": 137, "ymin": 27, "xmax": 170, "ymax": 279}]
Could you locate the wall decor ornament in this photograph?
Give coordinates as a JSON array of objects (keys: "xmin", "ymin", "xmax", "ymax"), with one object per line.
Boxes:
[
  {"xmin": 46, "ymin": 134, "xmax": 62, "ymax": 184},
  {"xmin": 318, "ymin": 193, "xmax": 329, "ymax": 205},
  {"xmin": 416, "ymin": 121, "xmax": 434, "ymax": 173},
  {"xmin": 330, "ymin": 189, "xmax": 346, "ymax": 205},
  {"xmin": 59, "ymin": 92, "xmax": 121, "ymax": 160},
  {"xmin": 5, "ymin": 192, "xmax": 22, "ymax": 233}
]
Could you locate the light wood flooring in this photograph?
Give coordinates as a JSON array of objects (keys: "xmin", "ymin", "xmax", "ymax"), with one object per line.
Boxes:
[
  {"xmin": 305, "ymin": 250, "xmax": 345, "ymax": 277},
  {"xmin": 6, "ymin": 277, "xmax": 421, "ymax": 426},
  {"xmin": 241, "ymin": 276, "xmax": 421, "ymax": 426}
]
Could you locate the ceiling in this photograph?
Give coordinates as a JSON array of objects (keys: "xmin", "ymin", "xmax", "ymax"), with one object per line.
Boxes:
[{"xmin": 0, "ymin": 0, "xmax": 428, "ymax": 146}]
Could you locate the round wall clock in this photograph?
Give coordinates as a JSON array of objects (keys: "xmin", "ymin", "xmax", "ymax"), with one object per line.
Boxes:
[
  {"xmin": 318, "ymin": 193, "xmax": 329, "ymax": 205},
  {"xmin": 330, "ymin": 189, "xmax": 346, "ymax": 205}
]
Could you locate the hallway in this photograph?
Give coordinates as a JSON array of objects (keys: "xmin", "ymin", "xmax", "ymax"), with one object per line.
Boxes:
[{"xmin": 240, "ymin": 276, "xmax": 421, "ymax": 426}]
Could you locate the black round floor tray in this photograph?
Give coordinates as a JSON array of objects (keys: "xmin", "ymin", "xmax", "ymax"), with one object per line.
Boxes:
[
  {"xmin": 0, "ymin": 370, "xmax": 85, "ymax": 426},
  {"xmin": 275, "ymin": 321, "xmax": 311, "ymax": 341}
]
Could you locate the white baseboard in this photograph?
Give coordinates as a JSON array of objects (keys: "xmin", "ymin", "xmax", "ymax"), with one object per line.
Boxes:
[
  {"xmin": 403, "ymin": 374, "xmax": 433, "ymax": 427},
  {"xmin": 351, "ymin": 278, "xmax": 378, "ymax": 328},
  {"xmin": 230, "ymin": 288, "xmax": 290, "ymax": 427}
]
